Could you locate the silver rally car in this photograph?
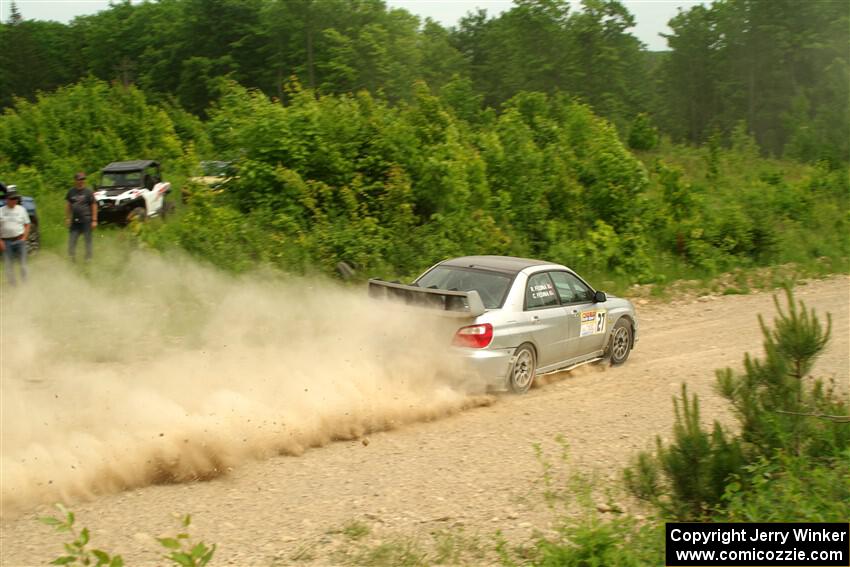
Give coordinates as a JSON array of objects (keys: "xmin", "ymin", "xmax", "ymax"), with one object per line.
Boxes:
[{"xmin": 369, "ymin": 255, "xmax": 638, "ymax": 393}]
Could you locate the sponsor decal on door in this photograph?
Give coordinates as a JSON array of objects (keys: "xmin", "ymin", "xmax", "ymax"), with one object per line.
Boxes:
[{"xmin": 580, "ymin": 309, "xmax": 607, "ymax": 336}]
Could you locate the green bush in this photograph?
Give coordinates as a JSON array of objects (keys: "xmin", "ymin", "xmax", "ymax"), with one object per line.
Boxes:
[
  {"xmin": 2, "ymin": 77, "xmax": 846, "ymax": 282},
  {"xmin": 531, "ymin": 517, "xmax": 663, "ymax": 567},
  {"xmin": 139, "ymin": 82, "xmax": 654, "ymax": 278},
  {"xmin": 40, "ymin": 506, "xmax": 215, "ymax": 567},
  {"xmin": 39, "ymin": 504, "xmax": 124, "ymax": 567},
  {"xmin": 625, "ymin": 286, "xmax": 847, "ymax": 519},
  {"xmin": 627, "ymin": 113, "xmax": 659, "ymax": 151},
  {"xmin": 719, "ymin": 450, "xmax": 850, "ymax": 522},
  {"xmin": 716, "ymin": 287, "xmax": 847, "ymax": 459},
  {"xmin": 623, "ymin": 385, "xmax": 744, "ymax": 520}
]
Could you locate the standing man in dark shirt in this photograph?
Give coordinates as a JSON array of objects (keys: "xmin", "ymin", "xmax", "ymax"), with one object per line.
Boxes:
[{"xmin": 65, "ymin": 172, "xmax": 98, "ymax": 261}]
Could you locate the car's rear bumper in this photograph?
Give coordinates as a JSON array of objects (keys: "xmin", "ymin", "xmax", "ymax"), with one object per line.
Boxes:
[{"xmin": 451, "ymin": 346, "xmax": 514, "ymax": 390}]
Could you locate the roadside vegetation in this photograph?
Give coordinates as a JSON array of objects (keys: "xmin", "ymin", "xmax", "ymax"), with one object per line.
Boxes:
[
  {"xmin": 41, "ymin": 507, "xmax": 214, "ymax": 567},
  {"xmin": 0, "ymin": 78, "xmax": 846, "ymax": 291},
  {"xmin": 0, "ymin": 0, "xmax": 847, "ymax": 289}
]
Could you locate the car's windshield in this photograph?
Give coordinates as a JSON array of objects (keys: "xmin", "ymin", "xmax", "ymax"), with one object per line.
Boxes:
[
  {"xmin": 415, "ymin": 266, "xmax": 512, "ymax": 309},
  {"xmin": 101, "ymin": 171, "xmax": 142, "ymax": 187}
]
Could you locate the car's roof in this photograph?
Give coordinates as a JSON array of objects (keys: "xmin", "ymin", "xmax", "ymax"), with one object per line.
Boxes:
[
  {"xmin": 439, "ymin": 255, "xmax": 556, "ymax": 275},
  {"xmin": 102, "ymin": 160, "xmax": 159, "ymax": 173}
]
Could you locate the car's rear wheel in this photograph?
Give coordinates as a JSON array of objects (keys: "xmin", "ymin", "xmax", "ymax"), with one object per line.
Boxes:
[
  {"xmin": 608, "ymin": 319, "xmax": 632, "ymax": 365},
  {"xmin": 508, "ymin": 344, "xmax": 536, "ymax": 394}
]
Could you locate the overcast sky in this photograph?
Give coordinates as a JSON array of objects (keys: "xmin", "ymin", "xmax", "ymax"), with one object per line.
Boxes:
[{"xmin": 2, "ymin": 0, "xmax": 705, "ymax": 51}]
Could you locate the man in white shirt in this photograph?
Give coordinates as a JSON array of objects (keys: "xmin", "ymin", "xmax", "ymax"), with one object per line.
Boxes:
[{"xmin": 0, "ymin": 189, "xmax": 31, "ymax": 285}]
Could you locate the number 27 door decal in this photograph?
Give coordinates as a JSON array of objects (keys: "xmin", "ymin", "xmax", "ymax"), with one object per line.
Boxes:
[{"xmin": 595, "ymin": 311, "xmax": 606, "ymax": 333}]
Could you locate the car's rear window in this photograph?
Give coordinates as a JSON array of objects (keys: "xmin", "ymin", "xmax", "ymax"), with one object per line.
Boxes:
[{"xmin": 415, "ymin": 267, "xmax": 512, "ymax": 309}]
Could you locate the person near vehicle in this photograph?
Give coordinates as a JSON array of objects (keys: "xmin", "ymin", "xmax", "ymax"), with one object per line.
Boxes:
[
  {"xmin": 0, "ymin": 189, "xmax": 31, "ymax": 285},
  {"xmin": 65, "ymin": 172, "xmax": 98, "ymax": 261}
]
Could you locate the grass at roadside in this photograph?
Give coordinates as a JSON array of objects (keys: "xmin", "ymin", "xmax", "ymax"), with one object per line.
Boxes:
[
  {"xmin": 294, "ymin": 444, "xmax": 661, "ymax": 566},
  {"xmin": 266, "ymin": 521, "xmax": 489, "ymax": 566},
  {"xmin": 325, "ymin": 526, "xmax": 488, "ymax": 566}
]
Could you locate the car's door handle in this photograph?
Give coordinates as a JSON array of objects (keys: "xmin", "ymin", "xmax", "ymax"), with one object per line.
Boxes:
[{"xmin": 532, "ymin": 315, "xmax": 540, "ymax": 324}]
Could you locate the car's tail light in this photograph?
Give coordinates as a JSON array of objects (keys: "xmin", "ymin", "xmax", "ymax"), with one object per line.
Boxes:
[{"xmin": 452, "ymin": 323, "xmax": 493, "ymax": 348}]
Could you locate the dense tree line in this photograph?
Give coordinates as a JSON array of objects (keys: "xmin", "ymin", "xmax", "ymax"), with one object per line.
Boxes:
[
  {"xmin": 1, "ymin": 79, "xmax": 846, "ymax": 281},
  {"xmin": 658, "ymin": 0, "xmax": 849, "ymax": 164},
  {"xmin": 0, "ymin": 1, "xmax": 846, "ymax": 282},
  {"xmin": 1, "ymin": 0, "xmax": 846, "ymax": 164}
]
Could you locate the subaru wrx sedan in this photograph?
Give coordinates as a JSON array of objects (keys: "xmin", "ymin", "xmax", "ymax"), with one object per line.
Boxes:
[{"xmin": 369, "ymin": 256, "xmax": 638, "ymax": 393}]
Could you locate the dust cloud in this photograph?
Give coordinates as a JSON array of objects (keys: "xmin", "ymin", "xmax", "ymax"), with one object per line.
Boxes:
[{"xmin": 0, "ymin": 250, "xmax": 491, "ymax": 515}]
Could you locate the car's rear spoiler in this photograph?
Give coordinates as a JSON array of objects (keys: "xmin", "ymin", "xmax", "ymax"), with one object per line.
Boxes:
[{"xmin": 368, "ymin": 279, "xmax": 486, "ymax": 318}]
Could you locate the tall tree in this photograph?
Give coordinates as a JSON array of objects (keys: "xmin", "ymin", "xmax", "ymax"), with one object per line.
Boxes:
[
  {"xmin": 8, "ymin": 1, "xmax": 22, "ymax": 25},
  {"xmin": 452, "ymin": 0, "xmax": 647, "ymax": 127},
  {"xmin": 0, "ymin": 19, "xmax": 79, "ymax": 107},
  {"xmin": 658, "ymin": 0, "xmax": 849, "ymax": 162},
  {"xmin": 657, "ymin": 5, "xmax": 720, "ymax": 143}
]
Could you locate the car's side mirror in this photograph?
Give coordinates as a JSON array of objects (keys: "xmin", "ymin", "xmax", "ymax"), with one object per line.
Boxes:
[{"xmin": 594, "ymin": 290, "xmax": 607, "ymax": 303}]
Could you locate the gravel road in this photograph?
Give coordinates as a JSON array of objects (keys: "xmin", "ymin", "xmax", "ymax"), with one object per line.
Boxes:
[{"xmin": 1, "ymin": 276, "xmax": 847, "ymax": 566}]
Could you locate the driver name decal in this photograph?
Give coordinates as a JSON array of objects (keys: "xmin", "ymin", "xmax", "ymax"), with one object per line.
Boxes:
[{"xmin": 530, "ymin": 282, "xmax": 555, "ymax": 300}]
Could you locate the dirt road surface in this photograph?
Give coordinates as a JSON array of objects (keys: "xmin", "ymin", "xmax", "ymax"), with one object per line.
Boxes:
[{"xmin": 1, "ymin": 276, "xmax": 847, "ymax": 566}]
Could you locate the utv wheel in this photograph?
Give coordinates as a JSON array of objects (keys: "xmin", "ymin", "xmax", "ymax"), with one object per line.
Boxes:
[
  {"xmin": 128, "ymin": 207, "xmax": 147, "ymax": 224},
  {"xmin": 160, "ymin": 198, "xmax": 175, "ymax": 219},
  {"xmin": 607, "ymin": 319, "xmax": 633, "ymax": 365},
  {"xmin": 508, "ymin": 344, "xmax": 536, "ymax": 394}
]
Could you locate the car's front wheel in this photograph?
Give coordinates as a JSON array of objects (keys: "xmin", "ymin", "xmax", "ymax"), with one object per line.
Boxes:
[
  {"xmin": 508, "ymin": 344, "xmax": 536, "ymax": 394},
  {"xmin": 607, "ymin": 319, "xmax": 633, "ymax": 365}
]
